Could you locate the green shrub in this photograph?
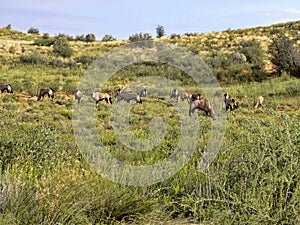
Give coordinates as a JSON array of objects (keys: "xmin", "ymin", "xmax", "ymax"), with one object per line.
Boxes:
[
  {"xmin": 101, "ymin": 34, "xmax": 116, "ymax": 42},
  {"xmin": 47, "ymin": 57, "xmax": 64, "ymax": 67},
  {"xmin": 27, "ymin": 27, "xmax": 39, "ymax": 34},
  {"xmin": 52, "ymin": 37, "xmax": 73, "ymax": 58},
  {"xmin": 19, "ymin": 53, "xmax": 47, "ymax": 64},
  {"xmin": 85, "ymin": 33, "xmax": 96, "ymax": 42},
  {"xmin": 62, "ymin": 79, "xmax": 78, "ymax": 95},
  {"xmin": 129, "ymin": 32, "xmax": 152, "ymax": 42},
  {"xmin": 286, "ymin": 81, "xmax": 300, "ymax": 97},
  {"xmin": 33, "ymin": 37, "xmax": 55, "ymax": 46},
  {"xmin": 74, "ymin": 55, "xmax": 97, "ymax": 67},
  {"xmin": 8, "ymin": 46, "xmax": 16, "ymax": 54}
]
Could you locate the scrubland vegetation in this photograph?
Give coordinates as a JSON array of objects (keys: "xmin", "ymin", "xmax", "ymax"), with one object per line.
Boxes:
[{"xmin": 0, "ymin": 21, "xmax": 299, "ymax": 224}]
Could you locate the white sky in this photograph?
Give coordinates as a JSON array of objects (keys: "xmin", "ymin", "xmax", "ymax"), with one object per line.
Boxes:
[{"xmin": 1, "ymin": 0, "xmax": 300, "ymax": 40}]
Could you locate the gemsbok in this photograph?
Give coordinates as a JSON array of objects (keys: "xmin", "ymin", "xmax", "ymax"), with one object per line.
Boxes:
[
  {"xmin": 170, "ymin": 88, "xmax": 179, "ymax": 101},
  {"xmin": 224, "ymin": 93, "xmax": 238, "ymax": 113},
  {"xmin": 254, "ymin": 95, "xmax": 264, "ymax": 109},
  {"xmin": 116, "ymin": 89, "xmax": 142, "ymax": 103},
  {"xmin": 139, "ymin": 89, "xmax": 147, "ymax": 98},
  {"xmin": 224, "ymin": 93, "xmax": 229, "ymax": 103},
  {"xmin": 172, "ymin": 90, "xmax": 201, "ymax": 103},
  {"xmin": 179, "ymin": 92, "xmax": 190, "ymax": 102},
  {"xmin": 180, "ymin": 92, "xmax": 201, "ymax": 103},
  {"xmin": 74, "ymin": 90, "xmax": 81, "ymax": 104},
  {"xmin": 189, "ymin": 99, "xmax": 216, "ymax": 120},
  {"xmin": 91, "ymin": 91, "xmax": 113, "ymax": 108},
  {"xmin": 0, "ymin": 84, "xmax": 13, "ymax": 94},
  {"xmin": 37, "ymin": 87, "xmax": 54, "ymax": 101}
]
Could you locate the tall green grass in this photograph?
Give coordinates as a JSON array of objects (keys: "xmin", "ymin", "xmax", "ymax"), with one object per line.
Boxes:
[
  {"xmin": 0, "ymin": 61, "xmax": 299, "ymax": 224},
  {"xmin": 1, "ymin": 21, "xmax": 300, "ymax": 224}
]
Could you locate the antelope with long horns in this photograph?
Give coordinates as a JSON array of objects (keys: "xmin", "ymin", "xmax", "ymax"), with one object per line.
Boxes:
[
  {"xmin": 254, "ymin": 95, "xmax": 264, "ymax": 109},
  {"xmin": 37, "ymin": 87, "xmax": 54, "ymax": 101},
  {"xmin": 116, "ymin": 89, "xmax": 142, "ymax": 103},
  {"xmin": 189, "ymin": 99, "xmax": 216, "ymax": 120},
  {"xmin": 0, "ymin": 84, "xmax": 13, "ymax": 94},
  {"xmin": 91, "ymin": 91, "xmax": 113, "ymax": 108}
]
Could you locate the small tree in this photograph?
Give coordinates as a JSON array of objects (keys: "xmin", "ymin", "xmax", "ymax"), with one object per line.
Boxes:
[
  {"xmin": 75, "ymin": 34, "xmax": 86, "ymax": 41},
  {"xmin": 129, "ymin": 32, "xmax": 152, "ymax": 42},
  {"xmin": 4, "ymin": 24, "xmax": 11, "ymax": 29},
  {"xmin": 85, "ymin": 33, "xmax": 96, "ymax": 42},
  {"xmin": 231, "ymin": 52, "xmax": 247, "ymax": 64},
  {"xmin": 27, "ymin": 27, "xmax": 39, "ymax": 34},
  {"xmin": 102, "ymin": 34, "xmax": 116, "ymax": 42},
  {"xmin": 56, "ymin": 33, "xmax": 74, "ymax": 41},
  {"xmin": 156, "ymin": 25, "xmax": 165, "ymax": 38},
  {"xmin": 42, "ymin": 33, "xmax": 50, "ymax": 39},
  {"xmin": 238, "ymin": 40, "xmax": 265, "ymax": 66},
  {"xmin": 268, "ymin": 33, "xmax": 300, "ymax": 77},
  {"xmin": 170, "ymin": 33, "xmax": 180, "ymax": 39},
  {"xmin": 52, "ymin": 37, "xmax": 73, "ymax": 58}
]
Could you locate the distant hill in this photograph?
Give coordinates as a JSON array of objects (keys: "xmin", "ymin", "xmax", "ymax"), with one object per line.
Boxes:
[
  {"xmin": 0, "ymin": 20, "xmax": 299, "ymax": 80},
  {"xmin": 1, "ymin": 20, "xmax": 299, "ymax": 44}
]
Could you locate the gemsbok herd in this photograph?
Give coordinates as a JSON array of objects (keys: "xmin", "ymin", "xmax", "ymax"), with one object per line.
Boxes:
[{"xmin": 0, "ymin": 82, "xmax": 266, "ymax": 119}]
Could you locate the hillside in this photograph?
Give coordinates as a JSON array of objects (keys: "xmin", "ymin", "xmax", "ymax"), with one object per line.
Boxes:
[
  {"xmin": 0, "ymin": 21, "xmax": 299, "ymax": 225},
  {"xmin": 1, "ymin": 20, "xmax": 299, "ymax": 57},
  {"xmin": 1, "ymin": 20, "xmax": 299, "ymax": 85}
]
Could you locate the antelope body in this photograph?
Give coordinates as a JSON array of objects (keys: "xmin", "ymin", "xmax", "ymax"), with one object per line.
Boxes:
[
  {"xmin": 74, "ymin": 90, "xmax": 81, "ymax": 104},
  {"xmin": 139, "ymin": 89, "xmax": 147, "ymax": 98},
  {"xmin": 0, "ymin": 84, "xmax": 13, "ymax": 93},
  {"xmin": 91, "ymin": 91, "xmax": 113, "ymax": 108},
  {"xmin": 170, "ymin": 88, "xmax": 179, "ymax": 101},
  {"xmin": 116, "ymin": 89, "xmax": 142, "ymax": 103},
  {"xmin": 37, "ymin": 87, "xmax": 54, "ymax": 101},
  {"xmin": 181, "ymin": 92, "xmax": 201, "ymax": 103},
  {"xmin": 189, "ymin": 99, "xmax": 216, "ymax": 120},
  {"xmin": 224, "ymin": 94, "xmax": 238, "ymax": 113},
  {"xmin": 224, "ymin": 98, "xmax": 238, "ymax": 113},
  {"xmin": 254, "ymin": 95, "xmax": 264, "ymax": 109},
  {"xmin": 172, "ymin": 89, "xmax": 201, "ymax": 103}
]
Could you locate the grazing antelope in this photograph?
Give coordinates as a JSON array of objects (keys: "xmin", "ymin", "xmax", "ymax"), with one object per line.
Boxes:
[
  {"xmin": 91, "ymin": 91, "xmax": 113, "ymax": 108},
  {"xmin": 0, "ymin": 84, "xmax": 13, "ymax": 93},
  {"xmin": 224, "ymin": 93, "xmax": 229, "ymax": 103},
  {"xmin": 179, "ymin": 92, "xmax": 190, "ymax": 102},
  {"xmin": 139, "ymin": 89, "xmax": 147, "ymax": 98},
  {"xmin": 224, "ymin": 93, "xmax": 238, "ymax": 113},
  {"xmin": 224, "ymin": 98, "xmax": 238, "ymax": 113},
  {"xmin": 37, "ymin": 87, "xmax": 54, "ymax": 101},
  {"xmin": 254, "ymin": 95, "xmax": 264, "ymax": 109},
  {"xmin": 116, "ymin": 89, "xmax": 142, "ymax": 103},
  {"xmin": 180, "ymin": 92, "xmax": 201, "ymax": 103},
  {"xmin": 189, "ymin": 99, "xmax": 216, "ymax": 120},
  {"xmin": 74, "ymin": 90, "xmax": 81, "ymax": 104},
  {"xmin": 170, "ymin": 89, "xmax": 201, "ymax": 103},
  {"xmin": 170, "ymin": 88, "xmax": 179, "ymax": 101}
]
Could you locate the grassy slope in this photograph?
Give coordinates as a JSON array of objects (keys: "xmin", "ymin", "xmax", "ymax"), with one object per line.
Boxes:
[{"xmin": 0, "ymin": 22, "xmax": 299, "ymax": 224}]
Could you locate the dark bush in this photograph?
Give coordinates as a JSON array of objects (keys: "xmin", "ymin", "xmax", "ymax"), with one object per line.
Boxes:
[
  {"xmin": 269, "ymin": 34, "xmax": 300, "ymax": 77},
  {"xmin": 33, "ymin": 37, "xmax": 56, "ymax": 46},
  {"xmin": 101, "ymin": 34, "xmax": 116, "ymax": 42},
  {"xmin": 56, "ymin": 33, "xmax": 74, "ymax": 41},
  {"xmin": 129, "ymin": 32, "xmax": 152, "ymax": 42},
  {"xmin": 75, "ymin": 34, "xmax": 86, "ymax": 41},
  {"xmin": 170, "ymin": 33, "xmax": 181, "ymax": 39},
  {"xmin": 27, "ymin": 27, "xmax": 39, "ymax": 34},
  {"xmin": 286, "ymin": 81, "xmax": 300, "ymax": 97},
  {"xmin": 48, "ymin": 58, "xmax": 64, "ymax": 67},
  {"xmin": 19, "ymin": 53, "xmax": 47, "ymax": 64},
  {"xmin": 85, "ymin": 33, "xmax": 96, "ymax": 42},
  {"xmin": 52, "ymin": 37, "xmax": 73, "ymax": 58},
  {"xmin": 74, "ymin": 55, "xmax": 97, "ymax": 67},
  {"xmin": 156, "ymin": 25, "xmax": 165, "ymax": 38}
]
